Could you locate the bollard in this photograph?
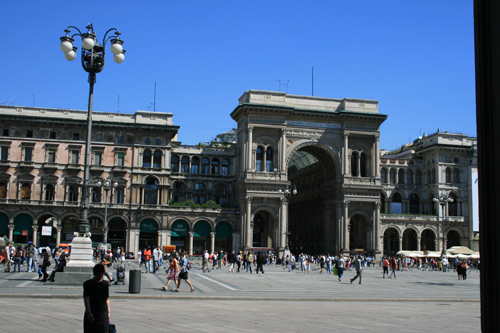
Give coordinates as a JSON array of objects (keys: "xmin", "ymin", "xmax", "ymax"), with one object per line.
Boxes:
[{"xmin": 129, "ymin": 269, "xmax": 141, "ymax": 293}]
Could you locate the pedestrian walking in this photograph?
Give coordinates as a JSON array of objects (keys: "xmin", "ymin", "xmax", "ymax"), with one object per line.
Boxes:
[
  {"xmin": 336, "ymin": 254, "xmax": 345, "ymax": 282},
  {"xmin": 256, "ymin": 251, "xmax": 265, "ymax": 274},
  {"xmin": 4, "ymin": 242, "xmax": 12, "ymax": 273},
  {"xmin": 382, "ymin": 257, "xmax": 389, "ymax": 278},
  {"xmin": 163, "ymin": 254, "xmax": 179, "ymax": 291},
  {"xmin": 41, "ymin": 248, "xmax": 51, "ymax": 282},
  {"xmin": 246, "ymin": 252, "xmax": 253, "ymax": 273},
  {"xmin": 175, "ymin": 252, "xmax": 195, "ymax": 293},
  {"xmin": 228, "ymin": 251, "xmax": 236, "ymax": 273},
  {"xmin": 350, "ymin": 256, "xmax": 363, "ymax": 285},
  {"xmin": 389, "ymin": 256, "xmax": 397, "ymax": 279}
]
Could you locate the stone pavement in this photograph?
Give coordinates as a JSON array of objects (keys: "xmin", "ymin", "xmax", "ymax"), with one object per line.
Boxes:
[{"xmin": 0, "ymin": 261, "xmax": 480, "ymax": 332}]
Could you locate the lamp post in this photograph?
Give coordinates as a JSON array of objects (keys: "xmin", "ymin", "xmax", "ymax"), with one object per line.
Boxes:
[
  {"xmin": 60, "ymin": 24, "xmax": 125, "ymax": 237},
  {"xmin": 60, "ymin": 23, "xmax": 125, "ymax": 266},
  {"xmin": 433, "ymin": 194, "xmax": 453, "ymax": 257},
  {"xmin": 279, "ymin": 184, "xmax": 297, "ymax": 253},
  {"xmin": 103, "ymin": 180, "xmax": 118, "ymax": 245}
]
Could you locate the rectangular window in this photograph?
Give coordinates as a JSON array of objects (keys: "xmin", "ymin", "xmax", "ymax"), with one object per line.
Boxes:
[
  {"xmin": 96, "ymin": 134, "xmax": 103, "ymax": 141},
  {"xmin": 2, "ymin": 129, "xmax": 9, "ymax": 136},
  {"xmin": 94, "ymin": 152, "xmax": 102, "ymax": 165},
  {"xmin": 117, "ymin": 153, "xmax": 125, "ymax": 166},
  {"xmin": 48, "ymin": 150, "xmax": 56, "ymax": 163},
  {"xmin": 26, "ymin": 130, "xmax": 33, "ymax": 138},
  {"xmin": 73, "ymin": 133, "xmax": 80, "ymax": 140},
  {"xmin": 118, "ymin": 136, "xmax": 125, "ymax": 144},
  {"xmin": 71, "ymin": 150, "xmax": 79, "ymax": 164},
  {"xmin": 49, "ymin": 131, "xmax": 57, "ymax": 139},
  {"xmin": 0, "ymin": 146, "xmax": 8, "ymax": 161},
  {"xmin": 24, "ymin": 148, "xmax": 33, "ymax": 162}
]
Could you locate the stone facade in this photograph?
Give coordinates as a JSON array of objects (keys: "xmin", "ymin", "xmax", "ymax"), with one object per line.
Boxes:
[{"xmin": 0, "ymin": 90, "xmax": 476, "ymax": 258}]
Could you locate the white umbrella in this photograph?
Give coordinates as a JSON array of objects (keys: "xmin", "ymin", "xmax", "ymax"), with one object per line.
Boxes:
[{"xmin": 470, "ymin": 253, "xmax": 480, "ymax": 259}]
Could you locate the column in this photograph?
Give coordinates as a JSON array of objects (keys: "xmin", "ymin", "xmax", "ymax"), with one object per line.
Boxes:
[
  {"xmin": 336, "ymin": 202, "xmax": 343, "ymax": 253},
  {"xmin": 343, "ymin": 133, "xmax": 349, "ymax": 175},
  {"xmin": 247, "ymin": 126, "xmax": 253, "ymax": 170},
  {"xmin": 356, "ymin": 154, "xmax": 361, "ymax": 177},
  {"xmin": 374, "ymin": 202, "xmax": 381, "ymax": 257},
  {"xmin": 8, "ymin": 218, "xmax": 14, "ymax": 241},
  {"xmin": 343, "ymin": 200, "xmax": 349, "ymax": 252},
  {"xmin": 232, "ymin": 232, "xmax": 240, "ymax": 253},
  {"xmin": 399, "ymin": 237, "xmax": 403, "ymax": 252},
  {"xmin": 210, "ymin": 231, "xmax": 216, "ymax": 254},
  {"xmin": 417, "ymin": 237, "xmax": 421, "ymax": 251},
  {"xmin": 375, "ymin": 135, "xmax": 381, "ymax": 178},
  {"xmin": 166, "ymin": 230, "xmax": 171, "ymax": 246},
  {"xmin": 281, "ymin": 128, "xmax": 286, "ymax": 172},
  {"xmin": 32, "ymin": 225, "xmax": 38, "ymax": 247},
  {"xmin": 280, "ymin": 197, "xmax": 287, "ymax": 250},
  {"xmin": 56, "ymin": 226, "xmax": 62, "ymax": 245},
  {"xmin": 188, "ymin": 231, "xmax": 194, "ymax": 256},
  {"xmin": 395, "ymin": 168, "xmax": 399, "ymax": 184},
  {"xmin": 245, "ymin": 196, "xmax": 252, "ymax": 250}
]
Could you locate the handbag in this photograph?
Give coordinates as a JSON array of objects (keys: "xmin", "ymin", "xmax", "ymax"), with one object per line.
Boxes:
[
  {"xmin": 333, "ymin": 267, "xmax": 338, "ymax": 275},
  {"xmin": 109, "ymin": 323, "xmax": 117, "ymax": 333}
]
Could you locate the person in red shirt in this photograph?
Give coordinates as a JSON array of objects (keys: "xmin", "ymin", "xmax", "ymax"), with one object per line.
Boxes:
[
  {"xmin": 143, "ymin": 247, "xmax": 152, "ymax": 273},
  {"xmin": 382, "ymin": 257, "xmax": 390, "ymax": 278},
  {"xmin": 389, "ymin": 257, "xmax": 397, "ymax": 279}
]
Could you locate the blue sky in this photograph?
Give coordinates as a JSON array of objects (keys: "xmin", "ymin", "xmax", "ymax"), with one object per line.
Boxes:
[{"xmin": 0, "ymin": 1, "xmax": 475, "ymax": 149}]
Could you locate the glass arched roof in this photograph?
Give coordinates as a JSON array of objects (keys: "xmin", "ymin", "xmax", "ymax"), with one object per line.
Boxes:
[{"xmin": 289, "ymin": 150, "xmax": 319, "ymax": 175}]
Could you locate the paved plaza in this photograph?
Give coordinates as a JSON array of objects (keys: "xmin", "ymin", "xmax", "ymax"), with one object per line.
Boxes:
[{"xmin": 0, "ymin": 261, "xmax": 480, "ymax": 332}]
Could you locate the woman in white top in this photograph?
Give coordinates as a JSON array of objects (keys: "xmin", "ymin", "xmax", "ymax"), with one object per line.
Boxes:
[{"xmin": 336, "ymin": 254, "xmax": 345, "ymax": 282}]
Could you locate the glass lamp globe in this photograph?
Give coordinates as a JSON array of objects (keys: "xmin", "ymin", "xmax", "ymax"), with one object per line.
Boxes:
[
  {"xmin": 64, "ymin": 50, "xmax": 77, "ymax": 61},
  {"xmin": 113, "ymin": 53, "xmax": 125, "ymax": 64},
  {"xmin": 60, "ymin": 40, "xmax": 73, "ymax": 53},
  {"xmin": 111, "ymin": 42, "xmax": 123, "ymax": 55},
  {"xmin": 82, "ymin": 37, "xmax": 95, "ymax": 50}
]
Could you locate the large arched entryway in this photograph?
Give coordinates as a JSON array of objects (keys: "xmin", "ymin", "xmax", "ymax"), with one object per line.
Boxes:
[
  {"xmin": 421, "ymin": 229, "xmax": 436, "ymax": 251},
  {"xmin": 447, "ymin": 230, "xmax": 461, "ymax": 248},
  {"xmin": 193, "ymin": 220, "xmax": 211, "ymax": 254},
  {"xmin": 383, "ymin": 227, "xmax": 399, "ymax": 256},
  {"xmin": 215, "ymin": 221, "xmax": 232, "ymax": 252},
  {"xmin": 402, "ymin": 228, "xmax": 418, "ymax": 251},
  {"xmin": 287, "ymin": 145, "xmax": 338, "ymax": 255},
  {"xmin": 170, "ymin": 219, "xmax": 189, "ymax": 252},
  {"xmin": 139, "ymin": 219, "xmax": 158, "ymax": 249},
  {"xmin": 13, "ymin": 213, "xmax": 33, "ymax": 244},
  {"xmin": 253, "ymin": 211, "xmax": 273, "ymax": 248},
  {"xmin": 108, "ymin": 218, "xmax": 127, "ymax": 250}
]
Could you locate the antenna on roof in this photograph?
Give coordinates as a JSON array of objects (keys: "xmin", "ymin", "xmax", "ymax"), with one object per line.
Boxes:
[{"xmin": 154, "ymin": 82, "xmax": 157, "ymax": 112}]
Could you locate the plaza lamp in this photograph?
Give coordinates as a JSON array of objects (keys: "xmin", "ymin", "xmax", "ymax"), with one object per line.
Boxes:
[
  {"xmin": 433, "ymin": 194, "xmax": 453, "ymax": 257},
  {"xmin": 59, "ymin": 23, "xmax": 125, "ymax": 238}
]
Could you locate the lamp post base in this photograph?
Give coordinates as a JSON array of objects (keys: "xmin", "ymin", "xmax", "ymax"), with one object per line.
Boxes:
[{"xmin": 66, "ymin": 235, "xmax": 95, "ymax": 268}]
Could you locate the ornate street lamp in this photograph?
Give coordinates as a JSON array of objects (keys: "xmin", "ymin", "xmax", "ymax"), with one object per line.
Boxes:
[
  {"xmin": 279, "ymin": 184, "xmax": 297, "ymax": 252},
  {"xmin": 59, "ymin": 23, "xmax": 125, "ymax": 266},
  {"xmin": 433, "ymin": 194, "xmax": 453, "ymax": 257},
  {"xmin": 103, "ymin": 180, "xmax": 118, "ymax": 245}
]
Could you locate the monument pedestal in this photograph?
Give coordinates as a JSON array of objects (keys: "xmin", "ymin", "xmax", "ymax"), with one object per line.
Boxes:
[{"xmin": 51, "ymin": 236, "xmax": 94, "ymax": 285}]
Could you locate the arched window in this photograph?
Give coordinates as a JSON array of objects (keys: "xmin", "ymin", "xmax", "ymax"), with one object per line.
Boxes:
[
  {"xmin": 446, "ymin": 167, "xmax": 452, "ymax": 183},
  {"xmin": 256, "ymin": 146, "xmax": 264, "ymax": 171},
  {"xmin": 144, "ymin": 177, "xmax": 158, "ymax": 205},
  {"xmin": 453, "ymin": 168, "xmax": 460, "ymax": 183},
  {"xmin": 201, "ymin": 158, "xmax": 210, "ymax": 174},
  {"xmin": 21, "ymin": 183, "xmax": 31, "ymax": 200},
  {"xmin": 0, "ymin": 181, "xmax": 6, "ymax": 199},
  {"xmin": 409, "ymin": 193, "xmax": 419, "ymax": 214},
  {"xmin": 170, "ymin": 155, "xmax": 179, "ymax": 172},
  {"xmin": 193, "ymin": 183, "xmax": 206, "ymax": 204},
  {"xmin": 191, "ymin": 157, "xmax": 200, "ymax": 174},
  {"xmin": 68, "ymin": 185, "xmax": 78, "ymax": 202},
  {"xmin": 406, "ymin": 170, "xmax": 413, "ymax": 185},
  {"xmin": 45, "ymin": 184, "xmax": 55, "ymax": 201},
  {"xmin": 114, "ymin": 187, "xmax": 124, "ymax": 204},
  {"xmin": 398, "ymin": 169, "xmax": 405, "ymax": 184},
  {"xmin": 214, "ymin": 183, "xmax": 227, "ymax": 206},
  {"xmin": 172, "ymin": 182, "xmax": 186, "ymax": 203},
  {"xmin": 145, "ymin": 137, "xmax": 151, "ymax": 145},
  {"xmin": 360, "ymin": 152, "xmax": 367, "ymax": 177},
  {"xmin": 211, "ymin": 158, "xmax": 220, "ymax": 175},
  {"xmin": 181, "ymin": 156, "xmax": 189, "ymax": 173},
  {"xmin": 448, "ymin": 193, "xmax": 458, "ymax": 216},
  {"xmin": 381, "ymin": 169, "xmax": 387, "ymax": 184},
  {"xmin": 266, "ymin": 147, "xmax": 273, "ymax": 172},
  {"xmin": 221, "ymin": 158, "xmax": 230, "ymax": 176},
  {"xmin": 155, "ymin": 138, "xmax": 162, "ymax": 145},
  {"xmin": 391, "ymin": 193, "xmax": 403, "ymax": 214},
  {"xmin": 142, "ymin": 149, "xmax": 152, "ymax": 168},
  {"xmin": 415, "ymin": 170, "xmax": 422, "ymax": 185},
  {"xmin": 153, "ymin": 150, "xmax": 162, "ymax": 168},
  {"xmin": 351, "ymin": 152, "xmax": 358, "ymax": 176},
  {"xmin": 390, "ymin": 169, "xmax": 396, "ymax": 184},
  {"xmin": 91, "ymin": 187, "xmax": 101, "ymax": 203}
]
